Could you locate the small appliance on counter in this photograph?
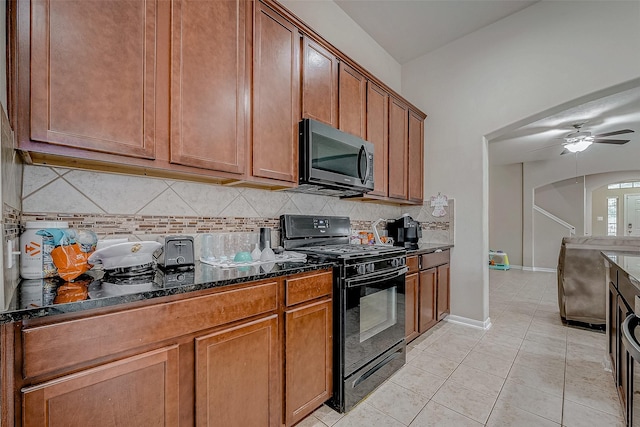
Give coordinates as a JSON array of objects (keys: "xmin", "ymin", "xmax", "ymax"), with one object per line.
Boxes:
[
  {"xmin": 386, "ymin": 214, "xmax": 422, "ymax": 250},
  {"xmin": 154, "ymin": 236, "xmax": 195, "ymax": 269}
]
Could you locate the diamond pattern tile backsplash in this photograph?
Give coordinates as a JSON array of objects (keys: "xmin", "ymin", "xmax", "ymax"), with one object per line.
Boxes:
[{"xmin": 21, "ymin": 165, "xmax": 454, "ymax": 244}]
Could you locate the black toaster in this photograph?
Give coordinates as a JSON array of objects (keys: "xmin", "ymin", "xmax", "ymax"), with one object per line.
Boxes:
[{"xmin": 154, "ymin": 235, "xmax": 195, "ymax": 268}]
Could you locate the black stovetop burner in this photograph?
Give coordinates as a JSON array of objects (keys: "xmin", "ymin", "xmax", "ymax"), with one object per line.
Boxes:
[{"xmin": 294, "ymin": 244, "xmax": 402, "ymax": 259}]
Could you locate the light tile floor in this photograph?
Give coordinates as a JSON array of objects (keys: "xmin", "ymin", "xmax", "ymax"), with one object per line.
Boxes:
[{"xmin": 298, "ymin": 269, "xmax": 625, "ymax": 427}]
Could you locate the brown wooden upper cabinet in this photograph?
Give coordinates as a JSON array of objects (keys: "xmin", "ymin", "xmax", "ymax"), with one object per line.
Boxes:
[
  {"xmin": 169, "ymin": 0, "xmax": 249, "ymax": 175},
  {"xmin": 388, "ymin": 96, "xmax": 409, "ymax": 200},
  {"xmin": 301, "ymin": 36, "xmax": 338, "ymax": 128},
  {"xmin": 338, "ymin": 63, "xmax": 367, "ymax": 139},
  {"xmin": 28, "ymin": 0, "xmax": 158, "ymax": 159},
  {"xmin": 408, "ymin": 109, "xmax": 425, "ymax": 203},
  {"xmin": 366, "ymin": 82, "xmax": 389, "ymax": 198},
  {"xmin": 252, "ymin": 1, "xmax": 300, "ymax": 183}
]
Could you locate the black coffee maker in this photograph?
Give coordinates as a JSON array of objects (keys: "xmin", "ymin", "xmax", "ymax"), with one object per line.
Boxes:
[{"xmin": 386, "ymin": 214, "xmax": 422, "ymax": 250}]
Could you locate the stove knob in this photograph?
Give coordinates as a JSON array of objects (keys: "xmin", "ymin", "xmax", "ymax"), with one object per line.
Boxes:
[
  {"xmin": 390, "ymin": 258, "xmax": 400, "ymax": 268},
  {"xmin": 357, "ymin": 264, "xmax": 366, "ymax": 275},
  {"xmin": 401, "ymin": 257, "xmax": 406, "ymax": 266},
  {"xmin": 176, "ymin": 256, "xmax": 186, "ymax": 264},
  {"xmin": 366, "ymin": 263, "xmax": 375, "ymax": 273}
]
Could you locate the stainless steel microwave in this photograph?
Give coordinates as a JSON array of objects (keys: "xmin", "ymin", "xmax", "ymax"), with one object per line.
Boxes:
[{"xmin": 297, "ymin": 118, "xmax": 374, "ymax": 197}]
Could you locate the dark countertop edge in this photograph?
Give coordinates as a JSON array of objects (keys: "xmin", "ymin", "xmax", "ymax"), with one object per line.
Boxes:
[
  {"xmin": 0, "ymin": 262, "xmax": 335, "ymax": 324},
  {"xmin": 407, "ymin": 243, "xmax": 454, "ymax": 256},
  {"xmin": 601, "ymin": 251, "xmax": 640, "ymax": 287}
]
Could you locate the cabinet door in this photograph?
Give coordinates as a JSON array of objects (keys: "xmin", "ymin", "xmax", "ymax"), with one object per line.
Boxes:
[
  {"xmin": 195, "ymin": 314, "xmax": 280, "ymax": 427},
  {"xmin": 253, "ymin": 2, "xmax": 300, "ymax": 182},
  {"xmin": 170, "ymin": 0, "xmax": 248, "ymax": 174},
  {"xmin": 408, "ymin": 109, "xmax": 424, "ymax": 203},
  {"xmin": 22, "ymin": 346, "xmax": 179, "ymax": 426},
  {"xmin": 388, "ymin": 97, "xmax": 409, "ymax": 200},
  {"xmin": 609, "ymin": 282, "xmax": 618, "ymax": 379},
  {"xmin": 437, "ymin": 264, "xmax": 450, "ymax": 320},
  {"xmin": 338, "ymin": 62, "xmax": 366, "ymax": 139},
  {"xmin": 419, "ymin": 268, "xmax": 437, "ymax": 333},
  {"xmin": 302, "ymin": 36, "xmax": 338, "ymax": 127},
  {"xmin": 405, "ymin": 273, "xmax": 420, "ymax": 343},
  {"xmin": 285, "ymin": 299, "xmax": 332, "ymax": 426},
  {"xmin": 366, "ymin": 82, "xmax": 389, "ymax": 197},
  {"xmin": 30, "ymin": 0, "xmax": 157, "ymax": 159}
]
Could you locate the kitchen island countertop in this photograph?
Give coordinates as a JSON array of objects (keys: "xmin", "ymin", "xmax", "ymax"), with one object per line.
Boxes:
[
  {"xmin": 601, "ymin": 251, "xmax": 640, "ymax": 288},
  {"xmin": 1, "ymin": 260, "xmax": 335, "ymax": 324}
]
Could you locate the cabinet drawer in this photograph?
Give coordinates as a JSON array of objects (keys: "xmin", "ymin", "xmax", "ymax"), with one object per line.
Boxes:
[
  {"xmin": 285, "ymin": 270, "xmax": 333, "ymax": 307},
  {"xmin": 421, "ymin": 250, "xmax": 450, "ymax": 270},
  {"xmin": 406, "ymin": 256, "xmax": 419, "ymax": 274},
  {"xmin": 22, "ymin": 281, "xmax": 278, "ymax": 379}
]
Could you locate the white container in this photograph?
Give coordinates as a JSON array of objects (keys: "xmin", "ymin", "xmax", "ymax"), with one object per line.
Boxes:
[{"xmin": 20, "ymin": 221, "xmax": 69, "ymax": 279}]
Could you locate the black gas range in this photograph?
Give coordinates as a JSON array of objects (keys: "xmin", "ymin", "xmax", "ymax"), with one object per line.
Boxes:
[{"xmin": 280, "ymin": 214, "xmax": 407, "ymax": 413}]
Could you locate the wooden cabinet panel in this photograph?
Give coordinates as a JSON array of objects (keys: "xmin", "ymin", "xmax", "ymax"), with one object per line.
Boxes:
[
  {"xmin": 388, "ymin": 97, "xmax": 408, "ymax": 200},
  {"xmin": 22, "ymin": 281, "xmax": 278, "ymax": 379},
  {"xmin": 419, "ymin": 268, "xmax": 437, "ymax": 333},
  {"xmin": 366, "ymin": 82, "xmax": 389, "ymax": 197},
  {"xmin": 253, "ymin": 2, "xmax": 300, "ymax": 182},
  {"xmin": 195, "ymin": 315, "xmax": 280, "ymax": 427},
  {"xmin": 408, "ymin": 109, "xmax": 424, "ymax": 203},
  {"xmin": 421, "ymin": 250, "xmax": 450, "ymax": 270},
  {"xmin": 285, "ymin": 299, "xmax": 332, "ymax": 426},
  {"xmin": 406, "ymin": 255, "xmax": 419, "ymax": 274},
  {"xmin": 30, "ymin": 0, "xmax": 157, "ymax": 159},
  {"xmin": 285, "ymin": 270, "xmax": 333, "ymax": 307},
  {"xmin": 170, "ymin": 0, "xmax": 248, "ymax": 173},
  {"xmin": 22, "ymin": 346, "xmax": 179, "ymax": 427},
  {"xmin": 302, "ymin": 36, "xmax": 338, "ymax": 127},
  {"xmin": 338, "ymin": 62, "xmax": 366, "ymax": 139},
  {"xmin": 437, "ymin": 264, "xmax": 450, "ymax": 320},
  {"xmin": 405, "ymin": 273, "xmax": 419, "ymax": 343}
]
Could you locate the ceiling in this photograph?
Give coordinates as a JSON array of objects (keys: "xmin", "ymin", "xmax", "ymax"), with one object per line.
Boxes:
[
  {"xmin": 334, "ymin": 0, "xmax": 639, "ymax": 167},
  {"xmin": 335, "ymin": 0, "xmax": 539, "ymax": 64},
  {"xmin": 488, "ymin": 85, "xmax": 640, "ymax": 165}
]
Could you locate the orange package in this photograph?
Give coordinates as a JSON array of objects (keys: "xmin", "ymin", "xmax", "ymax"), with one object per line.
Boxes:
[{"xmin": 50, "ymin": 243, "xmax": 92, "ymax": 281}]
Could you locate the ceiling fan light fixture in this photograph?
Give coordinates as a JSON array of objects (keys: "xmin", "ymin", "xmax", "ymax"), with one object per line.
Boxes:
[{"xmin": 565, "ymin": 139, "xmax": 593, "ymax": 153}]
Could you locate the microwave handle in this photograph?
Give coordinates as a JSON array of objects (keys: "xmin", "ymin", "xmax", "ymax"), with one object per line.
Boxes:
[{"xmin": 357, "ymin": 145, "xmax": 368, "ymax": 184}]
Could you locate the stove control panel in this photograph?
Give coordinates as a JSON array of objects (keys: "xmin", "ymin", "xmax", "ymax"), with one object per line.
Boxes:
[{"xmin": 348, "ymin": 255, "xmax": 406, "ymax": 277}]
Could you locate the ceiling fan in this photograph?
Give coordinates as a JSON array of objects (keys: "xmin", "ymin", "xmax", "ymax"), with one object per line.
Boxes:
[{"xmin": 560, "ymin": 123, "xmax": 634, "ymax": 154}]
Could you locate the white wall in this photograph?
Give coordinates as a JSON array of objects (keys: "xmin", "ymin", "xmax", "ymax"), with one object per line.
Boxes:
[
  {"xmin": 403, "ymin": 1, "xmax": 640, "ymax": 323},
  {"xmin": 279, "ymin": 0, "xmax": 402, "ymax": 93},
  {"xmin": 535, "ymin": 176, "xmax": 584, "ymax": 235},
  {"xmin": 489, "ymin": 163, "xmax": 522, "ymax": 266}
]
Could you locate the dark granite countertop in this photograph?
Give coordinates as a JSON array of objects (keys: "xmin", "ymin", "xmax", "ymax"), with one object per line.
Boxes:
[
  {"xmin": 406, "ymin": 243, "xmax": 454, "ymax": 256},
  {"xmin": 1, "ymin": 260, "xmax": 335, "ymax": 324},
  {"xmin": 602, "ymin": 251, "xmax": 640, "ymax": 288}
]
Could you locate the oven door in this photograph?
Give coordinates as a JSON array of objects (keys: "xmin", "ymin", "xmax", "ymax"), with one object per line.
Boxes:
[{"xmin": 343, "ymin": 266, "xmax": 407, "ymax": 377}]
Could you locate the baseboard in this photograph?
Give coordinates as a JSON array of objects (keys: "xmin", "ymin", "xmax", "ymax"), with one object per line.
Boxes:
[
  {"xmin": 522, "ymin": 266, "xmax": 557, "ymax": 273},
  {"xmin": 445, "ymin": 315, "xmax": 492, "ymax": 330}
]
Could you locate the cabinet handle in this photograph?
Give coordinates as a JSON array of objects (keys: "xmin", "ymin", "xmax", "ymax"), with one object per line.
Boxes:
[{"xmin": 622, "ymin": 314, "xmax": 640, "ymax": 361}]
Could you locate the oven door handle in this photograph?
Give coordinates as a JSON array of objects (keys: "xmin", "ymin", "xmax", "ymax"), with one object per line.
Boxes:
[
  {"xmin": 622, "ymin": 314, "xmax": 640, "ymax": 361},
  {"xmin": 345, "ymin": 266, "xmax": 407, "ymax": 288}
]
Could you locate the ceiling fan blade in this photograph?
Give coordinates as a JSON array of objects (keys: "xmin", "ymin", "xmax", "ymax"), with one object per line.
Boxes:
[
  {"xmin": 594, "ymin": 129, "xmax": 635, "ymax": 138},
  {"xmin": 593, "ymin": 139, "xmax": 630, "ymax": 145},
  {"xmin": 560, "ymin": 149, "xmax": 570, "ymax": 155}
]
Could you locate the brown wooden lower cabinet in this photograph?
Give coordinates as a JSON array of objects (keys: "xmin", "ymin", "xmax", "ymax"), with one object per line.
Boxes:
[
  {"xmin": 195, "ymin": 315, "xmax": 280, "ymax": 427},
  {"xmin": 405, "ymin": 272, "xmax": 419, "ymax": 342},
  {"xmin": 405, "ymin": 250, "xmax": 451, "ymax": 343},
  {"xmin": 285, "ymin": 299, "xmax": 332, "ymax": 426},
  {"xmin": 22, "ymin": 345, "xmax": 180, "ymax": 427},
  {"xmin": 419, "ymin": 268, "xmax": 438, "ymax": 333},
  {"xmin": 3, "ymin": 269, "xmax": 333, "ymax": 427}
]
